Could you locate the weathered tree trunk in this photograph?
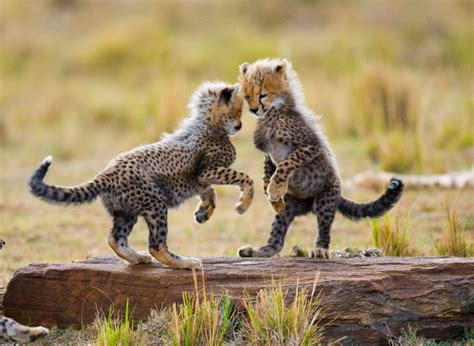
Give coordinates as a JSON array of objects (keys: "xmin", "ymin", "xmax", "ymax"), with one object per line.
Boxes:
[{"xmin": 4, "ymin": 256, "xmax": 474, "ymax": 344}]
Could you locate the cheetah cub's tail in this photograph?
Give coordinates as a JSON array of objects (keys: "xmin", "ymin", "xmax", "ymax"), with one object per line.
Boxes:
[
  {"xmin": 29, "ymin": 156, "xmax": 103, "ymax": 205},
  {"xmin": 337, "ymin": 178, "xmax": 404, "ymax": 220}
]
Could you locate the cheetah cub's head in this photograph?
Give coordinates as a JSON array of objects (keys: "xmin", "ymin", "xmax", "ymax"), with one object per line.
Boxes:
[
  {"xmin": 190, "ymin": 81, "xmax": 243, "ymax": 136},
  {"xmin": 239, "ymin": 58, "xmax": 299, "ymax": 117}
]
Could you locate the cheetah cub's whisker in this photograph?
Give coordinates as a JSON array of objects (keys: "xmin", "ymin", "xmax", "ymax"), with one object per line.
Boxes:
[
  {"xmin": 29, "ymin": 81, "xmax": 253, "ymax": 270},
  {"xmin": 238, "ymin": 58, "xmax": 404, "ymax": 259}
]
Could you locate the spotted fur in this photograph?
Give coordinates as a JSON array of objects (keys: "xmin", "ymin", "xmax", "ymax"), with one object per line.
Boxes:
[
  {"xmin": 29, "ymin": 81, "xmax": 254, "ymax": 269},
  {"xmin": 237, "ymin": 58, "xmax": 403, "ymax": 259},
  {"xmin": 0, "ymin": 317, "xmax": 49, "ymax": 343},
  {"xmin": 0, "ymin": 239, "xmax": 49, "ymax": 343}
]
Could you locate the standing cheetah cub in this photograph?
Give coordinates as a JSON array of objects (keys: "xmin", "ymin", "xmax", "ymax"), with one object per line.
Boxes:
[
  {"xmin": 29, "ymin": 82, "xmax": 254, "ymax": 270},
  {"xmin": 237, "ymin": 58, "xmax": 404, "ymax": 259}
]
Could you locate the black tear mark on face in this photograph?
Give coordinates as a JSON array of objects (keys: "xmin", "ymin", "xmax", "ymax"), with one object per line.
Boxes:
[{"xmin": 219, "ymin": 87, "xmax": 233, "ymax": 104}]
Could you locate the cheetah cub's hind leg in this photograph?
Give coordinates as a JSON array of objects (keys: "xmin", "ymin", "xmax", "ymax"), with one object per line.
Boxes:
[
  {"xmin": 108, "ymin": 214, "xmax": 153, "ymax": 264},
  {"xmin": 310, "ymin": 186, "xmax": 339, "ymax": 259},
  {"xmin": 194, "ymin": 187, "xmax": 216, "ymax": 224},
  {"xmin": 145, "ymin": 203, "xmax": 202, "ymax": 270}
]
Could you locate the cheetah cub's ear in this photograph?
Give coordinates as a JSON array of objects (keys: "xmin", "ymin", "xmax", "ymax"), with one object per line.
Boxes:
[
  {"xmin": 275, "ymin": 58, "xmax": 288, "ymax": 75},
  {"xmin": 219, "ymin": 86, "xmax": 234, "ymax": 104},
  {"xmin": 240, "ymin": 62, "xmax": 250, "ymax": 75}
]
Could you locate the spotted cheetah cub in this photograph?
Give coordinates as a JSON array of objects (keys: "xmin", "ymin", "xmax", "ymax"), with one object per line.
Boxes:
[
  {"xmin": 29, "ymin": 82, "xmax": 254, "ymax": 270},
  {"xmin": 237, "ymin": 58, "xmax": 404, "ymax": 259},
  {"xmin": 0, "ymin": 238, "xmax": 49, "ymax": 343}
]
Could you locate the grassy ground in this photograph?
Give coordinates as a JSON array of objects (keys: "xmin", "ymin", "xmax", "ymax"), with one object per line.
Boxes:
[{"xmin": 0, "ymin": 0, "xmax": 473, "ymax": 343}]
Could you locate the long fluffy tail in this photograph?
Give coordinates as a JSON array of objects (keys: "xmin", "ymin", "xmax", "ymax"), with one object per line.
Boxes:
[
  {"xmin": 29, "ymin": 156, "xmax": 102, "ymax": 205},
  {"xmin": 338, "ymin": 178, "xmax": 404, "ymax": 220}
]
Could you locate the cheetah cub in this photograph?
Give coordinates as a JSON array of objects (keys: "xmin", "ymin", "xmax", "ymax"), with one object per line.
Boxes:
[
  {"xmin": 0, "ymin": 238, "xmax": 49, "ymax": 343},
  {"xmin": 29, "ymin": 82, "xmax": 254, "ymax": 270},
  {"xmin": 237, "ymin": 58, "xmax": 404, "ymax": 259}
]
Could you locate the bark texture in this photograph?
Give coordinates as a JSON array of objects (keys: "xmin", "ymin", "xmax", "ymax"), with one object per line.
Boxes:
[{"xmin": 4, "ymin": 256, "xmax": 474, "ymax": 344}]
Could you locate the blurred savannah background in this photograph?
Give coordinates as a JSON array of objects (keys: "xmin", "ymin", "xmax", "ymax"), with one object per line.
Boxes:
[{"xmin": 1, "ymin": 0, "xmax": 473, "ymax": 288}]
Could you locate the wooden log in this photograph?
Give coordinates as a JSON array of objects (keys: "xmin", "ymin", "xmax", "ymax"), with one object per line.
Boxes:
[{"xmin": 4, "ymin": 256, "xmax": 474, "ymax": 344}]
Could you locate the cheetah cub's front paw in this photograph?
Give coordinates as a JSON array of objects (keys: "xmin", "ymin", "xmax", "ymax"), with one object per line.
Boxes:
[
  {"xmin": 267, "ymin": 178, "xmax": 287, "ymax": 202},
  {"xmin": 235, "ymin": 197, "xmax": 252, "ymax": 214},
  {"xmin": 269, "ymin": 198, "xmax": 286, "ymax": 215},
  {"xmin": 194, "ymin": 204, "xmax": 215, "ymax": 224},
  {"xmin": 310, "ymin": 247, "xmax": 331, "ymax": 259},
  {"xmin": 235, "ymin": 188, "xmax": 254, "ymax": 214}
]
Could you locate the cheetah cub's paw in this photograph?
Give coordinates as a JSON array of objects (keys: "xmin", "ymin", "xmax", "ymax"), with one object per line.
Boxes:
[
  {"xmin": 238, "ymin": 245, "xmax": 255, "ymax": 257},
  {"xmin": 238, "ymin": 245, "xmax": 276, "ymax": 258},
  {"xmin": 125, "ymin": 253, "xmax": 153, "ymax": 265},
  {"xmin": 267, "ymin": 178, "xmax": 287, "ymax": 202},
  {"xmin": 181, "ymin": 256, "xmax": 203, "ymax": 270},
  {"xmin": 194, "ymin": 204, "xmax": 215, "ymax": 224},
  {"xmin": 26, "ymin": 326, "xmax": 50, "ymax": 343},
  {"xmin": 235, "ymin": 199, "xmax": 251, "ymax": 214},
  {"xmin": 135, "ymin": 251, "xmax": 153, "ymax": 264},
  {"xmin": 310, "ymin": 247, "xmax": 331, "ymax": 259},
  {"xmin": 235, "ymin": 187, "xmax": 254, "ymax": 214},
  {"xmin": 269, "ymin": 198, "xmax": 286, "ymax": 215}
]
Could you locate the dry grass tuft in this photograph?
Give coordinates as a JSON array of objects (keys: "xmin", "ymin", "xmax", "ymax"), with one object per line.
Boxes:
[
  {"xmin": 435, "ymin": 204, "xmax": 473, "ymax": 257},
  {"xmin": 353, "ymin": 66, "xmax": 419, "ymax": 134},
  {"xmin": 352, "ymin": 66, "xmax": 425, "ymax": 173},
  {"xmin": 241, "ymin": 279, "xmax": 324, "ymax": 345},
  {"xmin": 164, "ymin": 271, "xmax": 236, "ymax": 345},
  {"xmin": 371, "ymin": 214, "xmax": 415, "ymax": 257},
  {"xmin": 388, "ymin": 326, "xmax": 474, "ymax": 346}
]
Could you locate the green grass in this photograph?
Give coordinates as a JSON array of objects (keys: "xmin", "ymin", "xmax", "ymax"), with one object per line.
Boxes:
[
  {"xmin": 95, "ymin": 299, "xmax": 137, "ymax": 346},
  {"xmin": 165, "ymin": 272, "xmax": 236, "ymax": 345},
  {"xmin": 242, "ymin": 279, "xmax": 323, "ymax": 345}
]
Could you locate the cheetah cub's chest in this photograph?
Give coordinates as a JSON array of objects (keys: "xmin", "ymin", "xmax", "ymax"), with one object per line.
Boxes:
[
  {"xmin": 254, "ymin": 119, "xmax": 291, "ymax": 165},
  {"xmin": 268, "ymin": 136, "xmax": 291, "ymax": 165}
]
